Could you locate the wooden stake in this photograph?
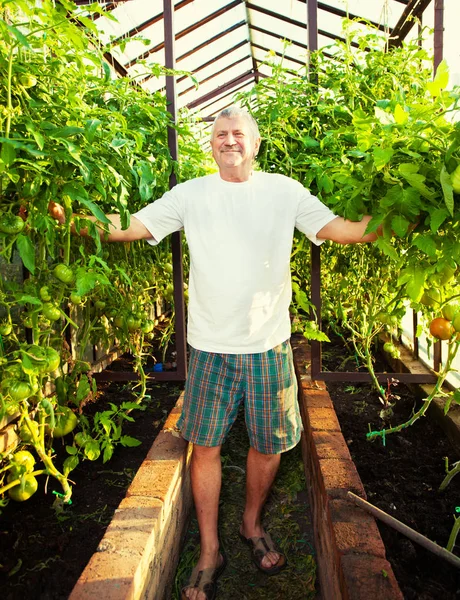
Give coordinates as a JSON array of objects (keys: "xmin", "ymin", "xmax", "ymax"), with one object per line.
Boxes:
[{"xmin": 347, "ymin": 491, "xmax": 460, "ymax": 570}]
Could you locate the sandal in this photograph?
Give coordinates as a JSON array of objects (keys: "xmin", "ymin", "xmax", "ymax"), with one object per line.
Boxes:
[
  {"xmin": 239, "ymin": 529, "xmax": 287, "ymax": 576},
  {"xmin": 180, "ymin": 552, "xmax": 227, "ymax": 600}
]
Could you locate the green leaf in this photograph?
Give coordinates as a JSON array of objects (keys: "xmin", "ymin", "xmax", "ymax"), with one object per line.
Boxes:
[
  {"xmin": 102, "ymin": 442, "xmax": 114, "ymax": 463},
  {"xmin": 427, "ymin": 59, "xmax": 449, "ymax": 97},
  {"xmin": 440, "ymin": 165, "xmax": 454, "ymax": 216},
  {"xmin": 16, "ymin": 234, "xmax": 35, "ymax": 274},
  {"xmin": 66, "ymin": 445, "xmax": 78, "ymax": 455},
  {"xmin": 404, "ymin": 265, "xmax": 426, "ymax": 303},
  {"xmin": 17, "ymin": 294, "xmax": 42, "ymax": 305},
  {"xmin": 398, "ymin": 165, "xmax": 435, "ymax": 200},
  {"xmin": 21, "ymin": 353, "xmax": 43, "ymax": 376},
  {"xmin": 121, "ymin": 401, "xmax": 146, "ymax": 411},
  {"xmin": 99, "ymin": 415, "xmax": 112, "ymax": 435},
  {"xmin": 84, "ymin": 119, "xmax": 102, "ymax": 143},
  {"xmin": 120, "ymin": 435, "xmax": 142, "ymax": 447},
  {"xmin": 429, "ymin": 207, "xmax": 450, "ymax": 233},
  {"xmin": 373, "ymin": 147, "xmax": 394, "ymax": 171},
  {"xmin": 375, "ymin": 237, "xmax": 399, "ymax": 261},
  {"xmin": 84, "ymin": 440, "xmax": 101, "ymax": 461},
  {"xmin": 1, "ymin": 142, "xmax": 16, "ymax": 166},
  {"xmin": 78, "ymin": 198, "xmax": 111, "ymax": 225},
  {"xmin": 302, "ymin": 326, "xmax": 330, "ymax": 342},
  {"xmin": 391, "ymin": 215, "xmax": 410, "ymax": 237},
  {"xmin": 49, "ymin": 126, "xmax": 84, "ymax": 139},
  {"xmin": 6, "ymin": 24, "xmax": 30, "ymax": 48},
  {"xmin": 393, "ymin": 103, "xmax": 409, "ymax": 125},
  {"xmin": 412, "ymin": 234, "xmax": 437, "ymax": 257},
  {"xmin": 301, "ymin": 135, "xmax": 320, "ymax": 148},
  {"xmin": 63, "ymin": 455, "xmax": 79, "ymax": 476},
  {"xmin": 76, "ymin": 377, "xmax": 90, "ymax": 405}
]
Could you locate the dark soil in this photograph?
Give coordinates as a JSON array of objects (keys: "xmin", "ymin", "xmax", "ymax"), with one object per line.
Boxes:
[
  {"xmin": 0, "ymin": 355, "xmax": 183, "ymax": 600},
  {"xmin": 323, "ymin": 330, "xmax": 460, "ymax": 600}
]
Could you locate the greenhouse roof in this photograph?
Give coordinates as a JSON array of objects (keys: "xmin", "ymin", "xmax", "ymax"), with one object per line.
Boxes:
[{"xmin": 73, "ymin": 0, "xmax": 441, "ymax": 122}]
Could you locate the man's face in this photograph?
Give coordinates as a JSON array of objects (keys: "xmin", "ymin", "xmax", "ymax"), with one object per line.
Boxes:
[{"xmin": 210, "ymin": 116, "xmax": 260, "ymax": 172}]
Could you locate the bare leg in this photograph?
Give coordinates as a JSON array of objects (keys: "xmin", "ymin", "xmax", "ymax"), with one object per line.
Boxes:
[
  {"xmin": 184, "ymin": 444, "xmax": 223, "ymax": 600},
  {"xmin": 241, "ymin": 446, "xmax": 282, "ymax": 569}
]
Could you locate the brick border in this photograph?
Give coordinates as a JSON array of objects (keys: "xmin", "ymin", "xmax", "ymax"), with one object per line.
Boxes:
[
  {"xmin": 69, "ymin": 392, "xmax": 192, "ymax": 600},
  {"xmin": 291, "ymin": 336, "xmax": 404, "ymax": 600},
  {"xmin": 69, "ymin": 335, "xmax": 420, "ymax": 600}
]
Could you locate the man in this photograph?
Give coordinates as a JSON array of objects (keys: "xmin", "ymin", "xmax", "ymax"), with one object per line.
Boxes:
[{"xmin": 51, "ymin": 106, "xmax": 380, "ymax": 600}]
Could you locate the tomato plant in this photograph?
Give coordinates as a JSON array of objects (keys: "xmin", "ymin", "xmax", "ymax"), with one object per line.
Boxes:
[{"xmin": 0, "ymin": 0, "xmax": 207, "ymax": 510}]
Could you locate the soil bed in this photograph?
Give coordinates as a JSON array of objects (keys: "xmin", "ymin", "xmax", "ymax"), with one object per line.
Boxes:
[
  {"xmin": 173, "ymin": 405, "xmax": 319, "ymax": 600},
  {"xmin": 322, "ymin": 329, "xmax": 460, "ymax": 600},
  {"xmin": 0, "ymin": 355, "xmax": 182, "ymax": 600}
]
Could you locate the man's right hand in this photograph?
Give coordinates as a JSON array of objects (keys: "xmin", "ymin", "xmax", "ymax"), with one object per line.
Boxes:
[{"xmin": 48, "ymin": 201, "xmax": 152, "ymax": 243}]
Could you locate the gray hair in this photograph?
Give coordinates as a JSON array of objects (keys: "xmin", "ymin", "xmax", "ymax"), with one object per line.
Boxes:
[{"xmin": 211, "ymin": 106, "xmax": 260, "ymax": 140}]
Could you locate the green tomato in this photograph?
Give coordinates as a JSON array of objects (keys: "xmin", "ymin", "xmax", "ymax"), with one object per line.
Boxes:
[
  {"xmin": 8, "ymin": 380, "xmax": 34, "ymax": 401},
  {"xmin": 69, "ymin": 292, "xmax": 82, "ymax": 305},
  {"xmin": 442, "ymin": 300, "xmax": 460, "ymax": 322},
  {"xmin": 52, "ymin": 406, "xmax": 78, "ymax": 438},
  {"xmin": 23, "ymin": 345, "xmax": 59, "ymax": 374},
  {"xmin": 127, "ymin": 315, "xmax": 141, "ymax": 332},
  {"xmin": 53, "ymin": 264, "xmax": 75, "ymax": 284},
  {"xmin": 383, "ymin": 342, "xmax": 401, "ymax": 359},
  {"xmin": 18, "ymin": 74, "xmax": 37, "ymax": 88},
  {"xmin": 45, "ymin": 347, "xmax": 60, "ymax": 372},
  {"xmin": 375, "ymin": 312, "xmax": 398, "ymax": 327},
  {"xmin": 18, "ymin": 420, "xmax": 39, "ymax": 443},
  {"xmin": 0, "ymin": 213, "xmax": 25, "ymax": 235},
  {"xmin": 42, "ymin": 302, "xmax": 61, "ymax": 321},
  {"xmin": 74, "ymin": 431, "xmax": 90, "ymax": 447},
  {"xmin": 95, "ymin": 300, "xmax": 106, "ymax": 311},
  {"xmin": 7, "ymin": 473, "xmax": 38, "ymax": 502},
  {"xmin": 10, "ymin": 450, "xmax": 35, "ymax": 476},
  {"xmin": 420, "ymin": 288, "xmax": 441, "ymax": 307},
  {"xmin": 163, "ymin": 262, "xmax": 173, "ymax": 274},
  {"xmin": 114, "ymin": 314, "xmax": 125, "ymax": 328},
  {"xmin": 452, "ymin": 313, "xmax": 460, "ymax": 332},
  {"xmin": 439, "ymin": 264, "xmax": 457, "ymax": 286},
  {"xmin": 451, "ymin": 165, "xmax": 460, "ymax": 194},
  {"xmin": 39, "ymin": 286, "xmax": 51, "ymax": 302},
  {"xmin": 0, "ymin": 321, "xmax": 12, "ymax": 336},
  {"xmin": 141, "ymin": 319, "xmax": 154, "ymax": 334}
]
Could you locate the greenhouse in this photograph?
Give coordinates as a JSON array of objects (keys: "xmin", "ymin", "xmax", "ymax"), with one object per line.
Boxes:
[{"xmin": 1, "ymin": 1, "xmax": 460, "ymax": 599}]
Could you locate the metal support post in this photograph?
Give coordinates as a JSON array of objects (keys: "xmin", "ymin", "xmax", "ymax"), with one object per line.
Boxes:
[{"xmin": 164, "ymin": 0, "xmax": 187, "ymax": 381}]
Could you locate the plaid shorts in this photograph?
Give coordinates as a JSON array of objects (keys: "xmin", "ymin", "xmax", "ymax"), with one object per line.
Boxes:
[{"xmin": 177, "ymin": 340, "xmax": 301, "ymax": 454}]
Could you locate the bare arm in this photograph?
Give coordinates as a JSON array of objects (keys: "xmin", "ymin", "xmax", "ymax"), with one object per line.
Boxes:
[
  {"xmin": 48, "ymin": 202, "xmax": 153, "ymax": 243},
  {"xmin": 317, "ymin": 215, "xmax": 380, "ymax": 245}
]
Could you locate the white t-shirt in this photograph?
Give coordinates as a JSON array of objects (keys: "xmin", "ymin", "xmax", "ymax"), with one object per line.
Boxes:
[{"xmin": 133, "ymin": 171, "xmax": 336, "ymax": 354}]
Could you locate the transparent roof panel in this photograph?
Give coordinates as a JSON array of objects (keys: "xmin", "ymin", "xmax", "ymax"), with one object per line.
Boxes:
[{"xmin": 79, "ymin": 0, "xmax": 455, "ymax": 120}]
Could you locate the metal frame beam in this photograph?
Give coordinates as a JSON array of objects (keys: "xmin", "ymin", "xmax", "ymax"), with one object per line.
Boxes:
[
  {"xmin": 187, "ymin": 71, "xmax": 256, "ymax": 109},
  {"xmin": 252, "ymin": 43, "xmax": 306, "ymax": 67},
  {"xmin": 191, "ymin": 79, "xmax": 256, "ymax": 116},
  {"xmin": 179, "ymin": 55, "xmax": 252, "ymax": 98},
  {"xmin": 389, "ymin": 0, "xmax": 433, "ymax": 46},
  {"xmin": 110, "ymin": 0, "xmax": 194, "ymax": 44},
  {"xmin": 164, "ymin": 0, "xmax": 187, "ymax": 382},
  {"xmin": 297, "ymin": 0, "xmax": 392, "ymax": 33},
  {"xmin": 177, "ymin": 40, "xmax": 248, "ymax": 83}
]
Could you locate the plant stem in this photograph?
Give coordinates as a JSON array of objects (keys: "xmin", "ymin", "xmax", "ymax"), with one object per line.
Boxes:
[
  {"xmin": 446, "ymin": 516, "xmax": 460, "ymax": 553},
  {"xmin": 368, "ymin": 340, "xmax": 460, "ymax": 441}
]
